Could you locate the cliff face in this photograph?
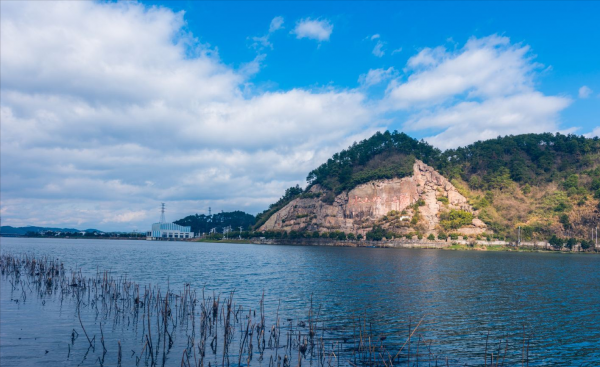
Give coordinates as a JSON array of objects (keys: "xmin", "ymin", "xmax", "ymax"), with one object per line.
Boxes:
[{"xmin": 260, "ymin": 160, "xmax": 486, "ymax": 236}]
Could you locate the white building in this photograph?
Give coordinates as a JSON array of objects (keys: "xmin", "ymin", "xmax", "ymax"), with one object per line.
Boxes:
[
  {"xmin": 146, "ymin": 203, "xmax": 194, "ymax": 240},
  {"xmin": 147, "ymin": 222, "xmax": 193, "ymax": 240}
]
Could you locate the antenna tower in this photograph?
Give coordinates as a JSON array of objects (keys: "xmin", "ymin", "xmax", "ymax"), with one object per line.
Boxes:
[
  {"xmin": 160, "ymin": 203, "xmax": 166, "ymax": 223},
  {"xmin": 209, "ymin": 207, "xmax": 212, "ymax": 216}
]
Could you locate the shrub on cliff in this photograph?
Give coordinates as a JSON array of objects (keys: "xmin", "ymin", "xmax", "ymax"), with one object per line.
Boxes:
[{"xmin": 439, "ymin": 210, "xmax": 474, "ymax": 231}]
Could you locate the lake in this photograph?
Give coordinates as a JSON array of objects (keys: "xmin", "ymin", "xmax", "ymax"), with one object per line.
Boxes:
[{"xmin": 1, "ymin": 237, "xmax": 599, "ymax": 366}]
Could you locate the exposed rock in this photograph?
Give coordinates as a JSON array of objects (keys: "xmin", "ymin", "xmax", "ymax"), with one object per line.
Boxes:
[
  {"xmin": 472, "ymin": 218, "xmax": 486, "ymax": 228},
  {"xmin": 260, "ymin": 160, "xmax": 487, "ymax": 236}
]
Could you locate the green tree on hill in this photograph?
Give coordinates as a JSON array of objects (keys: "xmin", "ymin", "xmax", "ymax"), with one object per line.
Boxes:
[{"xmin": 439, "ymin": 210, "xmax": 473, "ymax": 231}]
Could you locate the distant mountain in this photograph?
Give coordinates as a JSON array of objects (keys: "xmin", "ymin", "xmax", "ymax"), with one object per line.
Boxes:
[{"xmin": 0, "ymin": 226, "xmax": 102, "ymax": 235}]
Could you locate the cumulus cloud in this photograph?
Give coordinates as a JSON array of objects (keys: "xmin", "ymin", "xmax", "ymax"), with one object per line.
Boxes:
[
  {"xmin": 0, "ymin": 4, "xmax": 577, "ymax": 231},
  {"xmin": 383, "ymin": 35, "xmax": 571, "ymax": 148},
  {"xmin": 293, "ymin": 18, "xmax": 333, "ymax": 42},
  {"xmin": 578, "ymin": 85, "xmax": 593, "ymax": 99},
  {"xmin": 407, "ymin": 92, "xmax": 571, "ymax": 148},
  {"xmin": 0, "ymin": 2, "xmax": 374, "ymax": 230}
]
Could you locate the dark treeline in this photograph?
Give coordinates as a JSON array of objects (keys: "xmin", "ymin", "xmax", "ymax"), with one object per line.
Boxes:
[
  {"xmin": 439, "ymin": 132, "xmax": 600, "ymax": 190},
  {"xmin": 307, "ymin": 130, "xmax": 600, "ymax": 194},
  {"xmin": 174, "ymin": 210, "xmax": 256, "ymax": 235},
  {"xmin": 307, "ymin": 131, "xmax": 438, "ymax": 194}
]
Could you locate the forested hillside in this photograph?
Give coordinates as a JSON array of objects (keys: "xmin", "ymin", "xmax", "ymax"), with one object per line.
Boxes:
[
  {"xmin": 260, "ymin": 131, "xmax": 600, "ymax": 241},
  {"xmin": 175, "ymin": 211, "xmax": 255, "ymax": 235}
]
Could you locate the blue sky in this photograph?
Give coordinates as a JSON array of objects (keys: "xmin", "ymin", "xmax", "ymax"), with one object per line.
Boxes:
[
  {"xmin": 150, "ymin": 1, "xmax": 599, "ymax": 136},
  {"xmin": 1, "ymin": 1, "xmax": 598, "ymax": 231}
]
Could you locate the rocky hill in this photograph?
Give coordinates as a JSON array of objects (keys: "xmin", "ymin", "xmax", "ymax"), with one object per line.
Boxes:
[
  {"xmin": 257, "ymin": 131, "xmax": 600, "ymax": 241},
  {"xmin": 260, "ymin": 160, "xmax": 486, "ymax": 237}
]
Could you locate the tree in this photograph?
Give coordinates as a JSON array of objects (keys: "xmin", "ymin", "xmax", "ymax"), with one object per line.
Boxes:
[
  {"xmin": 548, "ymin": 235, "xmax": 563, "ymax": 250},
  {"xmin": 427, "ymin": 233, "xmax": 435, "ymax": 241},
  {"xmin": 357, "ymin": 233, "xmax": 364, "ymax": 240},
  {"xmin": 559, "ymin": 214, "xmax": 570, "ymax": 229},
  {"xmin": 366, "ymin": 225, "xmax": 386, "ymax": 241},
  {"xmin": 347, "ymin": 233, "xmax": 356, "ymax": 240},
  {"xmin": 580, "ymin": 239, "xmax": 592, "ymax": 251},
  {"xmin": 565, "ymin": 237, "xmax": 577, "ymax": 251},
  {"xmin": 562, "ymin": 174, "xmax": 579, "ymax": 190}
]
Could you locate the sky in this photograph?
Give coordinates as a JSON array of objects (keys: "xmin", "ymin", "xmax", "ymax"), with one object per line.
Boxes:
[{"xmin": 1, "ymin": 1, "xmax": 599, "ymax": 231}]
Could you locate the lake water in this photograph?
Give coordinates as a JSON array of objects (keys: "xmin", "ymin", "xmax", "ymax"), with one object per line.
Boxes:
[{"xmin": 1, "ymin": 237, "xmax": 599, "ymax": 366}]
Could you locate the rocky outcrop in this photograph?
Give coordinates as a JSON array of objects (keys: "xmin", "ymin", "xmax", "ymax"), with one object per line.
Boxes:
[{"xmin": 260, "ymin": 160, "xmax": 487, "ymax": 236}]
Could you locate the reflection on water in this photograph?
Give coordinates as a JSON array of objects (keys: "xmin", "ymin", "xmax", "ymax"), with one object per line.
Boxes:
[{"xmin": 1, "ymin": 237, "xmax": 599, "ymax": 366}]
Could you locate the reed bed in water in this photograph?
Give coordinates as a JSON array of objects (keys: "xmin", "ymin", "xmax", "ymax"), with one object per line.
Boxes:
[{"xmin": 0, "ymin": 253, "xmax": 531, "ymax": 367}]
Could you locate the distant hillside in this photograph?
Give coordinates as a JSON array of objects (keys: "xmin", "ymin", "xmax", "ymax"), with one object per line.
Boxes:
[
  {"xmin": 258, "ymin": 131, "xmax": 600, "ymax": 241},
  {"xmin": 0, "ymin": 226, "xmax": 102, "ymax": 235},
  {"xmin": 174, "ymin": 211, "xmax": 256, "ymax": 235}
]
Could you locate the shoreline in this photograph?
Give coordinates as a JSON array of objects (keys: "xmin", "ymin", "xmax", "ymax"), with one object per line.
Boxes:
[
  {"xmin": 5, "ymin": 235, "xmax": 599, "ymax": 253},
  {"xmin": 197, "ymin": 237, "xmax": 600, "ymax": 253}
]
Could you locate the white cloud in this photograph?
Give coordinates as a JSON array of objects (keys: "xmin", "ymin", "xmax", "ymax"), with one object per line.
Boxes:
[
  {"xmin": 269, "ymin": 16, "xmax": 284, "ymax": 32},
  {"xmin": 0, "ymin": 4, "xmax": 577, "ymax": 231},
  {"xmin": 408, "ymin": 92, "xmax": 571, "ymax": 149},
  {"xmin": 372, "ymin": 41, "xmax": 385, "ymax": 57},
  {"xmin": 578, "ymin": 85, "xmax": 593, "ymax": 99},
  {"xmin": 293, "ymin": 18, "xmax": 333, "ymax": 42},
  {"xmin": 382, "ymin": 35, "xmax": 571, "ymax": 147},
  {"xmin": 251, "ymin": 16, "xmax": 285, "ymax": 51},
  {"xmin": 0, "ymin": 2, "xmax": 374, "ymax": 230},
  {"xmin": 391, "ymin": 47, "xmax": 402, "ymax": 55},
  {"xmin": 584, "ymin": 127, "xmax": 600, "ymax": 138},
  {"xmin": 368, "ymin": 34, "xmax": 386, "ymax": 57},
  {"xmin": 358, "ymin": 68, "xmax": 396, "ymax": 87}
]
